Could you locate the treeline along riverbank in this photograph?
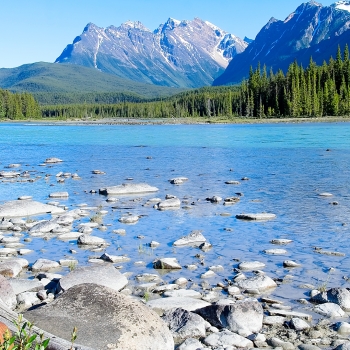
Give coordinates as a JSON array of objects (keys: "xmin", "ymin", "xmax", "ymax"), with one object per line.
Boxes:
[{"xmin": 3, "ymin": 45, "xmax": 350, "ymax": 121}]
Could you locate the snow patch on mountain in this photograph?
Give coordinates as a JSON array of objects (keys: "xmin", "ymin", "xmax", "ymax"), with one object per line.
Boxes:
[{"xmin": 335, "ymin": 1, "xmax": 350, "ymax": 12}]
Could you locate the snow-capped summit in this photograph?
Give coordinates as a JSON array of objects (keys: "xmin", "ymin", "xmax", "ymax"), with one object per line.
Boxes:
[
  {"xmin": 214, "ymin": 0, "xmax": 350, "ymax": 86},
  {"xmin": 55, "ymin": 18, "xmax": 247, "ymax": 88},
  {"xmin": 333, "ymin": 0, "xmax": 350, "ymax": 12}
]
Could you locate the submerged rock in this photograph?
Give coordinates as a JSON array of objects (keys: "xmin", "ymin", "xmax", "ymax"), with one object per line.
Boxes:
[
  {"xmin": 99, "ymin": 183, "xmax": 158, "ymax": 195},
  {"xmin": 0, "ymin": 200, "xmax": 64, "ymax": 218},
  {"xmin": 25, "ymin": 283, "xmax": 174, "ymax": 350}
]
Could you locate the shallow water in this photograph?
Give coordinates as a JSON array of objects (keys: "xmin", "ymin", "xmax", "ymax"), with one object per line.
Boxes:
[{"xmin": 1, "ymin": 122, "xmax": 350, "ymax": 312}]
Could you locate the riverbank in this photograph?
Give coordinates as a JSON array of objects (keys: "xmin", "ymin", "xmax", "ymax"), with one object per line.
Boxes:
[{"xmin": 2, "ymin": 116, "xmax": 350, "ymax": 125}]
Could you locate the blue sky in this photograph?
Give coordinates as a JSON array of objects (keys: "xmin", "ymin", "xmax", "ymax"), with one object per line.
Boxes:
[{"xmin": 0, "ymin": 0, "xmax": 335, "ymax": 68}]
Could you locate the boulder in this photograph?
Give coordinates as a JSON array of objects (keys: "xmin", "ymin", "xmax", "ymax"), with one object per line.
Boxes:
[
  {"xmin": 58, "ymin": 265, "xmax": 127, "ymax": 292},
  {"xmin": 0, "ymin": 200, "xmax": 64, "ymax": 218},
  {"xmin": 31, "ymin": 259, "xmax": 59, "ymax": 272},
  {"xmin": 173, "ymin": 231, "xmax": 206, "ymax": 247},
  {"xmin": 147, "ymin": 297, "xmax": 211, "ymax": 315},
  {"xmin": 203, "ymin": 330, "xmax": 253, "ymax": 348},
  {"xmin": 264, "ymin": 248, "xmax": 288, "ymax": 255},
  {"xmin": 236, "ymin": 213, "xmax": 276, "ymax": 221},
  {"xmin": 153, "ymin": 258, "xmax": 181, "ymax": 270},
  {"xmin": 0, "ymin": 275, "xmax": 16, "ymax": 309},
  {"xmin": 0, "ymin": 261, "xmax": 23, "ymax": 278},
  {"xmin": 314, "ymin": 302, "xmax": 345, "ymax": 318},
  {"xmin": 311, "ymin": 288, "xmax": 350, "ymax": 311},
  {"xmin": 162, "ymin": 308, "xmax": 206, "ymax": 342},
  {"xmin": 99, "ymin": 183, "xmax": 158, "ymax": 195},
  {"xmin": 9, "ymin": 278, "xmax": 43, "ymax": 295},
  {"xmin": 235, "ymin": 274, "xmax": 277, "ymax": 293},
  {"xmin": 29, "ymin": 220, "xmax": 60, "ymax": 235},
  {"xmin": 290, "ymin": 318, "xmax": 310, "ymax": 331},
  {"xmin": 25, "ymin": 283, "xmax": 173, "ymax": 349},
  {"xmin": 156, "ymin": 198, "xmax": 181, "ymax": 210},
  {"xmin": 195, "ymin": 298, "xmax": 263, "ymax": 336}
]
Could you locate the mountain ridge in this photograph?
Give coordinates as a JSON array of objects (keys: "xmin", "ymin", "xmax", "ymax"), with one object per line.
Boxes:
[
  {"xmin": 213, "ymin": 0, "xmax": 350, "ymax": 85},
  {"xmin": 55, "ymin": 18, "xmax": 248, "ymax": 88}
]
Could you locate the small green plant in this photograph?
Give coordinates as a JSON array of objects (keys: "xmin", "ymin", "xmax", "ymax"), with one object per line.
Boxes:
[
  {"xmin": 143, "ymin": 291, "xmax": 150, "ymax": 303},
  {"xmin": 316, "ymin": 269, "xmax": 333, "ymax": 292},
  {"xmin": 0, "ymin": 314, "xmax": 50, "ymax": 350},
  {"xmin": 70, "ymin": 327, "xmax": 77, "ymax": 350},
  {"xmin": 68, "ymin": 261, "xmax": 77, "ymax": 271},
  {"xmin": 90, "ymin": 214, "xmax": 103, "ymax": 224}
]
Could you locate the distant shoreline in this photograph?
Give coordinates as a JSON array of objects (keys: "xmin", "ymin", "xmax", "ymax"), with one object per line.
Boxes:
[{"xmin": 1, "ymin": 116, "xmax": 350, "ymax": 125}]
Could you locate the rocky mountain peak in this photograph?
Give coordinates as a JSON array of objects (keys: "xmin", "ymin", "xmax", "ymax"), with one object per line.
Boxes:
[{"xmin": 55, "ymin": 18, "xmax": 247, "ymax": 88}]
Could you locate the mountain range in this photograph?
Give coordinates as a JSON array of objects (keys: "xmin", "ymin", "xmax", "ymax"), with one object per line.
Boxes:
[
  {"xmin": 55, "ymin": 18, "xmax": 247, "ymax": 88},
  {"xmin": 2, "ymin": 1, "xmax": 350, "ymax": 100},
  {"xmin": 214, "ymin": 0, "xmax": 350, "ymax": 85}
]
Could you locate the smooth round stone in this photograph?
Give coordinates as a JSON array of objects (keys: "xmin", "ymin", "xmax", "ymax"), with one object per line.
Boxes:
[
  {"xmin": 319, "ymin": 192, "xmax": 333, "ymax": 197},
  {"xmin": 270, "ymin": 239, "xmax": 293, "ymax": 245},
  {"xmin": 314, "ymin": 303, "xmax": 345, "ymax": 318},
  {"xmin": 18, "ymin": 196, "xmax": 32, "ymax": 200},
  {"xmin": 118, "ymin": 216, "xmax": 139, "ymax": 224},
  {"xmin": 227, "ymin": 286, "xmax": 241, "ymax": 295},
  {"xmin": 113, "ymin": 229, "xmax": 126, "ymax": 235},
  {"xmin": 201, "ymin": 270, "xmax": 216, "ymax": 279},
  {"xmin": 0, "ymin": 236, "xmax": 20, "ymax": 244},
  {"xmin": 185, "ymin": 265, "xmax": 197, "ymax": 270},
  {"xmin": 335, "ymin": 322, "xmax": 350, "ymax": 334},
  {"xmin": 174, "ymin": 277, "xmax": 188, "ymax": 285},
  {"xmin": 238, "ymin": 261, "xmax": 265, "ymax": 270},
  {"xmin": 220, "ymin": 212, "xmax": 231, "ymax": 217},
  {"xmin": 283, "ymin": 260, "xmax": 301, "ymax": 268},
  {"xmin": 106, "ymin": 197, "xmax": 118, "ymax": 202},
  {"xmin": 209, "ymin": 265, "xmax": 224, "ymax": 272},
  {"xmin": 264, "ymin": 249, "xmax": 287, "ymax": 255},
  {"xmin": 49, "ymin": 192, "xmax": 69, "ymax": 198}
]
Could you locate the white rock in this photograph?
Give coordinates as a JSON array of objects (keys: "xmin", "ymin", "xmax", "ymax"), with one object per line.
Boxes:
[
  {"xmin": 157, "ymin": 198, "xmax": 181, "ymax": 210},
  {"xmin": 236, "ymin": 213, "xmax": 276, "ymax": 221},
  {"xmin": 283, "ymin": 260, "xmax": 301, "ymax": 268},
  {"xmin": 45, "ymin": 158, "xmax": 63, "ymax": 163},
  {"xmin": 204, "ymin": 330, "xmax": 253, "ymax": 348},
  {"xmin": 238, "ymin": 261, "xmax": 265, "ymax": 270},
  {"xmin": 49, "ymin": 192, "xmax": 69, "ymax": 198},
  {"xmin": 153, "ymin": 258, "xmax": 181, "ymax": 270},
  {"xmin": 77, "ymin": 235, "xmax": 107, "ymax": 246},
  {"xmin": 264, "ymin": 248, "xmax": 287, "ymax": 255},
  {"xmin": 99, "ymin": 183, "xmax": 158, "ymax": 195},
  {"xmin": 290, "ymin": 317, "xmax": 310, "ymax": 331},
  {"xmin": 314, "ymin": 302, "xmax": 345, "ymax": 318},
  {"xmin": 201, "ymin": 270, "xmax": 216, "ymax": 279},
  {"xmin": 173, "ymin": 230, "xmax": 206, "ymax": 246},
  {"xmin": 235, "ymin": 274, "xmax": 277, "ymax": 293},
  {"xmin": 118, "ymin": 215, "xmax": 139, "ymax": 224},
  {"xmin": 163, "ymin": 289, "xmax": 202, "ymax": 298},
  {"xmin": 100, "ymin": 253, "xmax": 130, "ymax": 263},
  {"xmin": 31, "ymin": 259, "xmax": 60, "ymax": 272}
]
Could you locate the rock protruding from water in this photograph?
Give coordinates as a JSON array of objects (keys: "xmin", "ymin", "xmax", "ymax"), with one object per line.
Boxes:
[
  {"xmin": 236, "ymin": 213, "xmax": 276, "ymax": 221},
  {"xmin": 235, "ymin": 274, "xmax": 277, "ymax": 293},
  {"xmin": 0, "ymin": 200, "xmax": 64, "ymax": 218},
  {"xmin": 25, "ymin": 283, "xmax": 174, "ymax": 350},
  {"xmin": 173, "ymin": 231, "xmax": 207, "ymax": 247},
  {"xmin": 58, "ymin": 265, "xmax": 128, "ymax": 292},
  {"xmin": 153, "ymin": 258, "xmax": 182, "ymax": 269},
  {"xmin": 311, "ymin": 288, "xmax": 350, "ymax": 311},
  {"xmin": 156, "ymin": 198, "xmax": 181, "ymax": 210},
  {"xmin": 195, "ymin": 298, "xmax": 263, "ymax": 336},
  {"xmin": 238, "ymin": 261, "xmax": 266, "ymax": 271},
  {"xmin": 99, "ymin": 183, "xmax": 158, "ymax": 195},
  {"xmin": 45, "ymin": 158, "xmax": 63, "ymax": 163},
  {"xmin": 162, "ymin": 308, "xmax": 206, "ymax": 342}
]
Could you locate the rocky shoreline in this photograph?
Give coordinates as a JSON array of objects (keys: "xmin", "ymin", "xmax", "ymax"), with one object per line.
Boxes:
[{"xmin": 0, "ymin": 159, "xmax": 349, "ymax": 349}]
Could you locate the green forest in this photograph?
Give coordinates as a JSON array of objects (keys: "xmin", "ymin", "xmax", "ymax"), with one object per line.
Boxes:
[
  {"xmin": 2, "ymin": 45, "xmax": 350, "ymax": 120},
  {"xmin": 0, "ymin": 90, "xmax": 41, "ymax": 119}
]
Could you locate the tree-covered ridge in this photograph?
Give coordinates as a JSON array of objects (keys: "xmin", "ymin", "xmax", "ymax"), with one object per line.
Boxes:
[{"xmin": 0, "ymin": 90, "xmax": 41, "ymax": 119}]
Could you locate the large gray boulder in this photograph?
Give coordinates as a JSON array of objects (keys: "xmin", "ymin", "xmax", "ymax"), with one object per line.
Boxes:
[
  {"xmin": 0, "ymin": 275, "xmax": 16, "ymax": 309},
  {"xmin": 29, "ymin": 220, "xmax": 60, "ymax": 235},
  {"xmin": 0, "ymin": 200, "xmax": 64, "ymax": 218},
  {"xmin": 0, "ymin": 260, "xmax": 23, "ymax": 277},
  {"xmin": 9, "ymin": 278, "xmax": 43, "ymax": 295},
  {"xmin": 311, "ymin": 288, "xmax": 350, "ymax": 311},
  {"xmin": 162, "ymin": 308, "xmax": 206, "ymax": 342},
  {"xmin": 58, "ymin": 265, "xmax": 128, "ymax": 292},
  {"xmin": 25, "ymin": 283, "xmax": 174, "ymax": 350},
  {"xmin": 99, "ymin": 183, "xmax": 158, "ymax": 195},
  {"xmin": 195, "ymin": 298, "xmax": 263, "ymax": 336}
]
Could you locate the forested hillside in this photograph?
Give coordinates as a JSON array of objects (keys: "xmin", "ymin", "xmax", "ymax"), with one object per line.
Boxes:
[{"xmin": 41, "ymin": 45, "xmax": 350, "ymax": 119}]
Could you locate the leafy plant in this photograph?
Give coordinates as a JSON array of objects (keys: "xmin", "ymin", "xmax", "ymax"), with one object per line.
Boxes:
[
  {"xmin": 68, "ymin": 261, "xmax": 77, "ymax": 271},
  {"xmin": 70, "ymin": 327, "xmax": 77, "ymax": 350},
  {"xmin": 143, "ymin": 291, "xmax": 150, "ymax": 303},
  {"xmin": 0, "ymin": 314, "xmax": 50, "ymax": 350}
]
